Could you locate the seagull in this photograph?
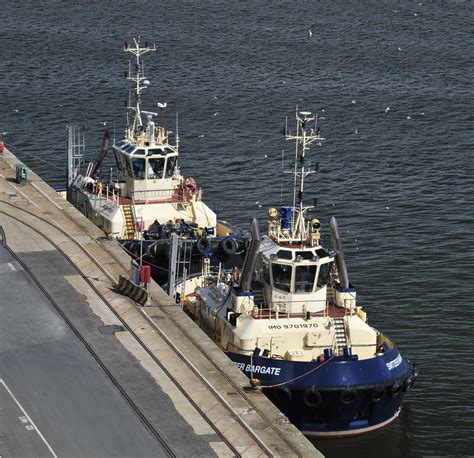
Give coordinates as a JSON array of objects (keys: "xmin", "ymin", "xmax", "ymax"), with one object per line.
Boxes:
[
  {"xmin": 407, "ymin": 116, "xmax": 411, "ymax": 120},
  {"xmin": 58, "ymin": 103, "xmax": 64, "ymax": 107},
  {"xmin": 421, "ymin": 112, "xmax": 425, "ymax": 116},
  {"xmin": 0, "ymin": 131, "xmax": 8, "ymax": 136},
  {"xmin": 414, "ymin": 12, "xmax": 418, "ymax": 16},
  {"xmin": 13, "ymin": 108, "xmax": 19, "ymax": 113},
  {"xmin": 157, "ymin": 102, "xmax": 167, "ymax": 108},
  {"xmin": 321, "ymin": 109, "xmax": 325, "ymax": 112},
  {"xmin": 385, "ymin": 106, "xmax": 391, "ymax": 113},
  {"xmin": 213, "ymin": 96, "xmax": 218, "ymax": 99},
  {"xmin": 386, "ymin": 206, "xmax": 390, "ymax": 210},
  {"xmin": 282, "ymin": 81, "xmax": 286, "ymax": 84},
  {"xmin": 355, "ymin": 129, "xmax": 358, "ymax": 134},
  {"xmin": 308, "ymin": 29, "xmax": 313, "ymax": 37},
  {"xmin": 99, "ymin": 121, "xmax": 108, "ymax": 126},
  {"xmin": 398, "ymin": 47, "xmax": 403, "ymax": 51},
  {"xmin": 264, "ymin": 154, "xmax": 268, "ymax": 158},
  {"xmin": 167, "ymin": 130, "xmax": 173, "ymax": 135},
  {"xmin": 319, "ymin": 116, "xmax": 326, "ymax": 120},
  {"xmin": 213, "ymin": 112, "xmax": 219, "ymax": 116},
  {"xmin": 198, "ymin": 134, "xmax": 204, "ymax": 138},
  {"xmin": 351, "ymin": 100, "xmax": 356, "ymax": 104},
  {"xmin": 255, "ymin": 201, "xmax": 260, "ymax": 205}
]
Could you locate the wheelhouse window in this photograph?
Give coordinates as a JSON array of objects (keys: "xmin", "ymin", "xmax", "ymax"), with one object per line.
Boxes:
[
  {"xmin": 125, "ymin": 156, "xmax": 133, "ymax": 177},
  {"xmin": 132, "ymin": 158, "xmax": 145, "ymax": 180},
  {"xmin": 317, "ymin": 262, "xmax": 333, "ymax": 287},
  {"xmin": 147, "ymin": 158, "xmax": 165, "ymax": 179},
  {"xmin": 272, "ymin": 263, "xmax": 292, "ymax": 293},
  {"xmin": 294, "ymin": 265, "xmax": 317, "ymax": 293},
  {"xmin": 262, "ymin": 259, "xmax": 270, "ymax": 285},
  {"xmin": 165, "ymin": 156, "xmax": 177, "ymax": 177}
]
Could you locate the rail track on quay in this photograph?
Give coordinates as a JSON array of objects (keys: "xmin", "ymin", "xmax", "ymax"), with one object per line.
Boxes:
[{"xmin": 0, "ymin": 194, "xmax": 305, "ymax": 458}]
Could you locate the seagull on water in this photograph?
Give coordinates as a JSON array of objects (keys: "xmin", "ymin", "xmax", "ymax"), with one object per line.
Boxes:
[
  {"xmin": 198, "ymin": 134, "xmax": 204, "ymax": 138},
  {"xmin": 213, "ymin": 112, "xmax": 219, "ymax": 116},
  {"xmin": 407, "ymin": 116, "xmax": 412, "ymax": 120},
  {"xmin": 157, "ymin": 102, "xmax": 167, "ymax": 108},
  {"xmin": 309, "ymin": 29, "xmax": 313, "ymax": 37},
  {"xmin": 398, "ymin": 47, "xmax": 403, "ymax": 51},
  {"xmin": 351, "ymin": 100, "xmax": 356, "ymax": 104},
  {"xmin": 100, "ymin": 121, "xmax": 107, "ymax": 126},
  {"xmin": 385, "ymin": 106, "xmax": 391, "ymax": 113}
]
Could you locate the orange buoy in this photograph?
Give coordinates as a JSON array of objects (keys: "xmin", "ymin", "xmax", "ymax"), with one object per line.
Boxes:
[{"xmin": 0, "ymin": 141, "xmax": 4, "ymax": 154}]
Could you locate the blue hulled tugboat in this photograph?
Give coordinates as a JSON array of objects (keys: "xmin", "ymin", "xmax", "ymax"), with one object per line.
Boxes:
[{"xmin": 182, "ymin": 110, "xmax": 417, "ymax": 436}]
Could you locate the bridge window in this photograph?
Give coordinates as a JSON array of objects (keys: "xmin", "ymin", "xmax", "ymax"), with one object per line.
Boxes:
[
  {"xmin": 147, "ymin": 158, "xmax": 165, "ymax": 179},
  {"xmin": 295, "ymin": 265, "xmax": 317, "ymax": 293},
  {"xmin": 272, "ymin": 263, "xmax": 292, "ymax": 293},
  {"xmin": 317, "ymin": 262, "xmax": 333, "ymax": 287},
  {"xmin": 165, "ymin": 156, "xmax": 177, "ymax": 177},
  {"xmin": 132, "ymin": 158, "xmax": 145, "ymax": 180}
]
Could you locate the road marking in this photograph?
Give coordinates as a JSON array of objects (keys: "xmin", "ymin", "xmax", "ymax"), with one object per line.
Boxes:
[{"xmin": 0, "ymin": 379, "xmax": 57, "ymax": 458}]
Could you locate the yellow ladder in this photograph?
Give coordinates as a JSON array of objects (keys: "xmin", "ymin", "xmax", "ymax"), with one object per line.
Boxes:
[{"xmin": 122, "ymin": 204, "xmax": 136, "ymax": 240}]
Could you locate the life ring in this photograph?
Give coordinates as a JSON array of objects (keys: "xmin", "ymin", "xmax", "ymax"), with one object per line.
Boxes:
[
  {"xmin": 220, "ymin": 236, "xmax": 238, "ymax": 255},
  {"xmin": 370, "ymin": 386, "xmax": 386, "ymax": 403},
  {"xmin": 270, "ymin": 386, "xmax": 292, "ymax": 403},
  {"xmin": 390, "ymin": 382, "xmax": 403, "ymax": 398},
  {"xmin": 196, "ymin": 237, "xmax": 211, "ymax": 254},
  {"xmin": 303, "ymin": 387, "xmax": 322, "ymax": 408},
  {"xmin": 339, "ymin": 389, "xmax": 358, "ymax": 405}
]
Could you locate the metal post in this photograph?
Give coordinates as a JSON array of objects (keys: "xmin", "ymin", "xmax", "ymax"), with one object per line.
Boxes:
[{"xmin": 168, "ymin": 233, "xmax": 179, "ymax": 298}]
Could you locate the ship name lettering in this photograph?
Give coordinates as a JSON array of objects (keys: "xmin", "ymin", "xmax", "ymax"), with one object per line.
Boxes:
[
  {"xmin": 386, "ymin": 354, "xmax": 402, "ymax": 370},
  {"xmin": 234, "ymin": 362, "xmax": 281, "ymax": 376}
]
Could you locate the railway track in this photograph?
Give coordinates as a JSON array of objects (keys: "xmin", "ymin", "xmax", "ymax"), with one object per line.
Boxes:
[{"xmin": 0, "ymin": 199, "xmax": 294, "ymax": 457}]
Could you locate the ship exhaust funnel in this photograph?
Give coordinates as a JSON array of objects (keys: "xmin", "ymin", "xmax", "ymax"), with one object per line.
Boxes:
[
  {"xmin": 330, "ymin": 216, "xmax": 349, "ymax": 289},
  {"xmin": 239, "ymin": 218, "xmax": 261, "ymax": 292}
]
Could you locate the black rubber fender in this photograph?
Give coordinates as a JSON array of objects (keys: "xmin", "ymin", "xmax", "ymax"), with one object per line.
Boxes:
[
  {"xmin": 196, "ymin": 237, "xmax": 211, "ymax": 254},
  {"xmin": 271, "ymin": 386, "xmax": 292, "ymax": 403},
  {"xmin": 220, "ymin": 236, "xmax": 238, "ymax": 255},
  {"xmin": 339, "ymin": 389, "xmax": 358, "ymax": 405},
  {"xmin": 303, "ymin": 387, "xmax": 322, "ymax": 408},
  {"xmin": 370, "ymin": 386, "xmax": 386, "ymax": 403},
  {"xmin": 390, "ymin": 381, "xmax": 403, "ymax": 398}
]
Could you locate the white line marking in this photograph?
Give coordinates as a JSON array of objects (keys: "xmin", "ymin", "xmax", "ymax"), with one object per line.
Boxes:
[{"xmin": 0, "ymin": 379, "xmax": 57, "ymax": 458}]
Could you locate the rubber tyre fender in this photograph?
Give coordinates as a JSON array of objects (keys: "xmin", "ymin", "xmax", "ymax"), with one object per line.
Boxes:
[
  {"xmin": 196, "ymin": 237, "xmax": 211, "ymax": 254},
  {"xmin": 370, "ymin": 386, "xmax": 386, "ymax": 403},
  {"xmin": 339, "ymin": 389, "xmax": 358, "ymax": 405},
  {"xmin": 220, "ymin": 236, "xmax": 238, "ymax": 255},
  {"xmin": 390, "ymin": 382, "xmax": 403, "ymax": 398},
  {"xmin": 403, "ymin": 376, "xmax": 415, "ymax": 392},
  {"xmin": 271, "ymin": 386, "xmax": 292, "ymax": 404},
  {"xmin": 303, "ymin": 387, "xmax": 322, "ymax": 408}
]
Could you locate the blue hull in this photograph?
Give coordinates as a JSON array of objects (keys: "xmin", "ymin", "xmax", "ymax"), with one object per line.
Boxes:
[{"xmin": 228, "ymin": 345, "xmax": 416, "ymax": 436}]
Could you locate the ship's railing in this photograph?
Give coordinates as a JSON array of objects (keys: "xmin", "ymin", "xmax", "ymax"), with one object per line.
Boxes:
[
  {"xmin": 249, "ymin": 299, "xmax": 355, "ymax": 320},
  {"xmin": 131, "ymin": 186, "xmax": 199, "ymax": 204}
]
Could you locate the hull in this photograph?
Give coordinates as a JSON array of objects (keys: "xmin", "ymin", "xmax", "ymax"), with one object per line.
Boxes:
[{"xmin": 226, "ymin": 347, "xmax": 416, "ymax": 437}]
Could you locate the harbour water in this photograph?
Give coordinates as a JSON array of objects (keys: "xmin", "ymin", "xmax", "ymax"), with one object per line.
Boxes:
[{"xmin": 1, "ymin": 1, "xmax": 472, "ymax": 456}]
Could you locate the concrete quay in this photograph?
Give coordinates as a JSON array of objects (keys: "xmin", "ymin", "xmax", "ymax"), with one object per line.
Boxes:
[{"xmin": 0, "ymin": 147, "xmax": 322, "ymax": 457}]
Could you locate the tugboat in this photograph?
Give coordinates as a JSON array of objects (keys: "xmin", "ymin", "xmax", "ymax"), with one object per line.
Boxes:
[
  {"xmin": 182, "ymin": 110, "xmax": 417, "ymax": 437},
  {"xmin": 66, "ymin": 37, "xmax": 246, "ymax": 285}
]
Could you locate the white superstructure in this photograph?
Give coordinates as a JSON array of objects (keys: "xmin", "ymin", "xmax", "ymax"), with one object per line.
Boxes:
[{"xmin": 68, "ymin": 37, "xmax": 217, "ymax": 240}]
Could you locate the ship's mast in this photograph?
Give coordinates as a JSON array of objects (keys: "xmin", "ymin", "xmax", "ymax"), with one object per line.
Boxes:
[
  {"xmin": 285, "ymin": 111, "xmax": 325, "ymax": 241},
  {"xmin": 124, "ymin": 36, "xmax": 156, "ymax": 137}
]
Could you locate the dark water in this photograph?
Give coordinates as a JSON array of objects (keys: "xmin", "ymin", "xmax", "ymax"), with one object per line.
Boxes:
[{"xmin": 1, "ymin": 1, "xmax": 473, "ymax": 456}]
